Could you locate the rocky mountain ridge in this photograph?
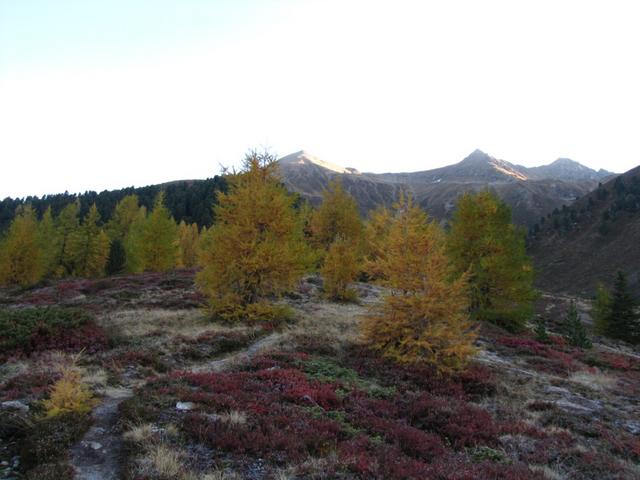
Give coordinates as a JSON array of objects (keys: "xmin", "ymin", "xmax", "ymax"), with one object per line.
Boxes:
[{"xmin": 278, "ymin": 149, "xmax": 615, "ymax": 227}]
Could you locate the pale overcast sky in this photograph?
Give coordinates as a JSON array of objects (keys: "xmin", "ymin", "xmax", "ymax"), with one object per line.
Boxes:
[{"xmin": 1, "ymin": 0, "xmax": 639, "ymax": 198}]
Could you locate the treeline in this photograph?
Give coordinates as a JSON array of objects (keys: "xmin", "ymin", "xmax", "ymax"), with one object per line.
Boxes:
[
  {"xmin": 529, "ymin": 171, "xmax": 640, "ymax": 238},
  {"xmin": 0, "ymin": 193, "xmax": 203, "ymax": 286},
  {"xmin": 0, "ymin": 176, "xmax": 227, "ymax": 232}
]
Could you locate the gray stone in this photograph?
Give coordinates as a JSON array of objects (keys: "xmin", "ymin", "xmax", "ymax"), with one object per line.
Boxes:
[
  {"xmin": 625, "ymin": 420, "xmax": 640, "ymax": 435},
  {"xmin": 0, "ymin": 400, "xmax": 29, "ymax": 412},
  {"xmin": 176, "ymin": 401, "xmax": 195, "ymax": 411}
]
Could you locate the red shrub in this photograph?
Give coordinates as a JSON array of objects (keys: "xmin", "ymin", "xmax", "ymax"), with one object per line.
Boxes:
[
  {"xmin": 0, "ymin": 370, "xmax": 60, "ymax": 401},
  {"xmin": 405, "ymin": 393, "xmax": 499, "ymax": 448},
  {"xmin": 30, "ymin": 322, "xmax": 109, "ymax": 355},
  {"xmin": 497, "ymin": 336, "xmax": 578, "ymax": 375}
]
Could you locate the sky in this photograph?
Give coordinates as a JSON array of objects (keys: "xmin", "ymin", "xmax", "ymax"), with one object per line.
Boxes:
[{"xmin": 1, "ymin": 0, "xmax": 639, "ymax": 198}]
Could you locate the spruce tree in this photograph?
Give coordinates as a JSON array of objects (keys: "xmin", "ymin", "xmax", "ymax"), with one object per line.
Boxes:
[
  {"xmin": 562, "ymin": 300, "xmax": 591, "ymax": 348},
  {"xmin": 362, "ymin": 194, "xmax": 476, "ymax": 374},
  {"xmin": 197, "ymin": 150, "xmax": 310, "ymax": 323},
  {"xmin": 446, "ymin": 190, "xmax": 537, "ymax": 332},
  {"xmin": 607, "ymin": 272, "xmax": 640, "ymax": 343},
  {"xmin": 593, "ymin": 282, "xmax": 612, "ymax": 336},
  {"xmin": 67, "ymin": 204, "xmax": 110, "ymax": 277},
  {"xmin": 0, "ymin": 205, "xmax": 45, "ymax": 287}
]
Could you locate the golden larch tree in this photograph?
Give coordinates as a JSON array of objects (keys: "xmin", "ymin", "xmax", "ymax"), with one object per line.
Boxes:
[
  {"xmin": 321, "ymin": 235, "xmax": 359, "ymax": 301},
  {"xmin": 446, "ymin": 190, "xmax": 536, "ymax": 332},
  {"xmin": 106, "ymin": 194, "xmax": 141, "ymax": 241},
  {"xmin": 128, "ymin": 192, "xmax": 178, "ymax": 272},
  {"xmin": 311, "ymin": 179, "xmax": 364, "ymax": 300},
  {"xmin": 0, "ymin": 205, "xmax": 45, "ymax": 287},
  {"xmin": 53, "ymin": 201, "xmax": 80, "ymax": 277},
  {"xmin": 38, "ymin": 206, "xmax": 57, "ymax": 277},
  {"xmin": 123, "ymin": 204, "xmax": 148, "ymax": 273},
  {"xmin": 177, "ymin": 220, "xmax": 200, "ymax": 268},
  {"xmin": 67, "ymin": 204, "xmax": 110, "ymax": 277},
  {"xmin": 197, "ymin": 150, "xmax": 310, "ymax": 323},
  {"xmin": 362, "ymin": 194, "xmax": 476, "ymax": 374},
  {"xmin": 363, "ymin": 205, "xmax": 393, "ymax": 281},
  {"xmin": 310, "ymin": 178, "xmax": 364, "ymax": 251}
]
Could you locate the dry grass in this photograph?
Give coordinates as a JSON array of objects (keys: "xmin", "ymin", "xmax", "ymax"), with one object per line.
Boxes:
[
  {"xmin": 124, "ymin": 423, "xmax": 157, "ymax": 444},
  {"xmin": 530, "ymin": 465, "xmax": 565, "ymax": 480},
  {"xmin": 217, "ymin": 410, "xmax": 247, "ymax": 426},
  {"xmin": 200, "ymin": 471, "xmax": 242, "ymax": 480},
  {"xmin": 568, "ymin": 370, "xmax": 617, "ymax": 391},
  {"xmin": 81, "ymin": 367, "xmax": 108, "ymax": 388},
  {"xmin": 98, "ymin": 308, "xmax": 260, "ymax": 348},
  {"xmin": 279, "ymin": 299, "xmax": 370, "ymax": 351},
  {"xmin": 142, "ymin": 443, "xmax": 185, "ymax": 479}
]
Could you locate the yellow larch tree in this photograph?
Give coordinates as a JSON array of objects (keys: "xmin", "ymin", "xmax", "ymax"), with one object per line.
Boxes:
[
  {"xmin": 321, "ymin": 234, "xmax": 359, "ymax": 301},
  {"xmin": 177, "ymin": 220, "xmax": 200, "ymax": 268},
  {"xmin": 106, "ymin": 194, "xmax": 141, "ymax": 241},
  {"xmin": 129, "ymin": 192, "xmax": 178, "ymax": 272},
  {"xmin": 363, "ymin": 205, "xmax": 393, "ymax": 281},
  {"xmin": 0, "ymin": 205, "xmax": 45, "ymax": 287},
  {"xmin": 38, "ymin": 206, "xmax": 57, "ymax": 277},
  {"xmin": 197, "ymin": 150, "xmax": 310, "ymax": 323},
  {"xmin": 311, "ymin": 179, "xmax": 364, "ymax": 300},
  {"xmin": 362, "ymin": 194, "xmax": 476, "ymax": 374},
  {"xmin": 53, "ymin": 201, "xmax": 80, "ymax": 277},
  {"xmin": 67, "ymin": 204, "xmax": 110, "ymax": 277},
  {"xmin": 446, "ymin": 190, "xmax": 536, "ymax": 332},
  {"xmin": 310, "ymin": 178, "xmax": 364, "ymax": 251}
]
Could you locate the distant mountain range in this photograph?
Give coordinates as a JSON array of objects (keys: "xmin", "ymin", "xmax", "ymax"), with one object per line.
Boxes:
[
  {"xmin": 530, "ymin": 165, "xmax": 640, "ymax": 296},
  {"xmin": 278, "ymin": 149, "xmax": 615, "ymax": 227}
]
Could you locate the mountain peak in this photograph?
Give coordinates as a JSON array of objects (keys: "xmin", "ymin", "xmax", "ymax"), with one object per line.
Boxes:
[
  {"xmin": 278, "ymin": 151, "xmax": 360, "ymax": 175},
  {"xmin": 461, "ymin": 149, "xmax": 492, "ymax": 163}
]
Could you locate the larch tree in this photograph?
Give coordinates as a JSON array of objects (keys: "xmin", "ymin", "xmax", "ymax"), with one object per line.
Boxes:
[
  {"xmin": 123, "ymin": 205, "xmax": 148, "ymax": 273},
  {"xmin": 177, "ymin": 220, "xmax": 200, "ymax": 268},
  {"xmin": 106, "ymin": 194, "xmax": 141, "ymax": 241},
  {"xmin": 197, "ymin": 150, "xmax": 310, "ymax": 323},
  {"xmin": 446, "ymin": 190, "xmax": 536, "ymax": 332},
  {"xmin": 67, "ymin": 204, "xmax": 110, "ymax": 277},
  {"xmin": 362, "ymin": 194, "xmax": 476, "ymax": 374},
  {"xmin": 321, "ymin": 235, "xmax": 359, "ymax": 301},
  {"xmin": 311, "ymin": 179, "xmax": 364, "ymax": 300},
  {"xmin": 310, "ymin": 178, "xmax": 364, "ymax": 251},
  {"xmin": 53, "ymin": 201, "xmax": 80, "ymax": 277},
  {"xmin": 130, "ymin": 192, "xmax": 178, "ymax": 272},
  {"xmin": 0, "ymin": 205, "xmax": 45, "ymax": 287},
  {"xmin": 363, "ymin": 205, "xmax": 393, "ymax": 281},
  {"xmin": 38, "ymin": 206, "xmax": 57, "ymax": 277}
]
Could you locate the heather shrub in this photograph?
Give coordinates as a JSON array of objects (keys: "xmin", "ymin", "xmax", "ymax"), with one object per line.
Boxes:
[{"xmin": 0, "ymin": 307, "xmax": 108, "ymax": 359}]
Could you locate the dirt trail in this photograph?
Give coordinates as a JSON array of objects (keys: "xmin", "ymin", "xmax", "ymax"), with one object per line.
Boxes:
[
  {"xmin": 69, "ymin": 332, "xmax": 281, "ymax": 480},
  {"xmin": 69, "ymin": 387, "xmax": 133, "ymax": 480},
  {"xmin": 189, "ymin": 331, "xmax": 281, "ymax": 373}
]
